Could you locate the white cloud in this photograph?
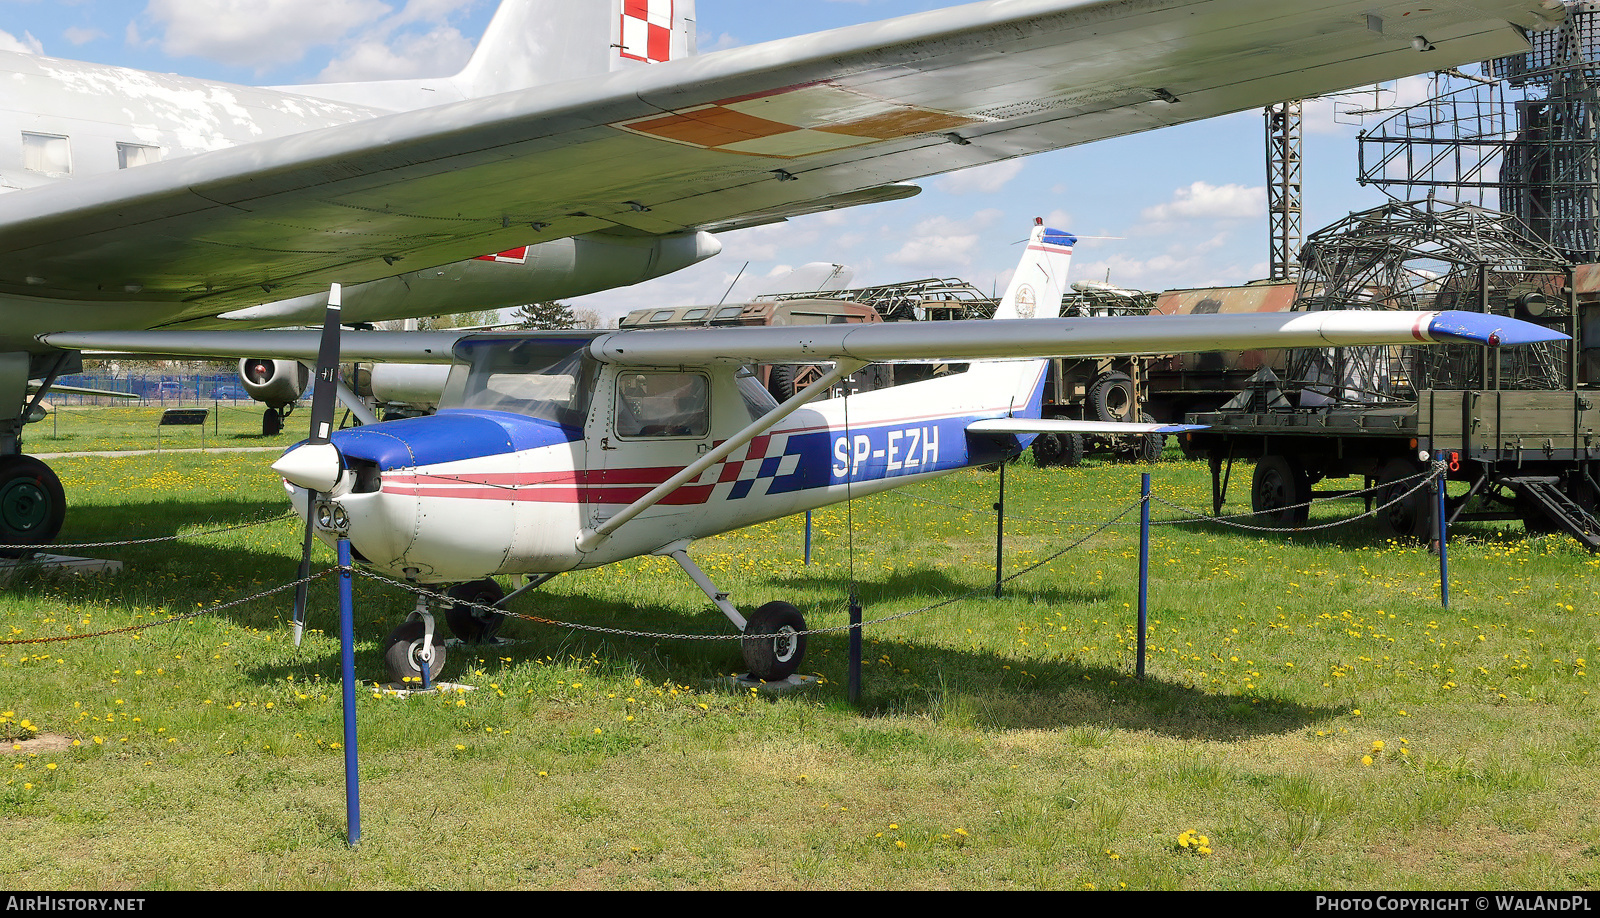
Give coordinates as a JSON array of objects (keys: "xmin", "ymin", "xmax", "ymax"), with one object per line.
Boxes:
[
  {"xmin": 142, "ymin": 0, "xmax": 393, "ymax": 71},
  {"xmin": 64, "ymin": 27, "xmax": 104, "ymax": 47},
  {"xmin": 1140, "ymin": 181, "xmax": 1265, "ymax": 223},
  {"xmin": 884, "ymin": 210, "xmax": 1008, "ymax": 270},
  {"xmin": 0, "ymin": 29, "xmax": 44, "ymax": 55},
  {"xmin": 1069, "ymin": 229, "xmax": 1265, "ymax": 290},
  {"xmin": 933, "ymin": 159, "xmax": 1025, "ymax": 195},
  {"xmin": 318, "ymin": 25, "xmax": 474, "ymax": 80}
]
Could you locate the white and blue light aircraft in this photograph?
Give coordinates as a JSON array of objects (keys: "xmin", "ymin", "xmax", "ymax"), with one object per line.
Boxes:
[{"xmin": 47, "ymin": 220, "xmax": 1566, "ymax": 683}]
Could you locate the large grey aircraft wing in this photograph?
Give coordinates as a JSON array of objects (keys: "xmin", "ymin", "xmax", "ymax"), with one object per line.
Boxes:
[{"xmin": 0, "ymin": 0, "xmax": 1560, "ymax": 317}]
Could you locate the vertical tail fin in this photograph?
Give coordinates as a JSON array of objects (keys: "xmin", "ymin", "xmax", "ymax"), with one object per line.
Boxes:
[
  {"xmin": 960, "ymin": 218, "xmax": 1076, "ymax": 421},
  {"xmin": 455, "ymin": 0, "xmax": 698, "ymax": 98},
  {"xmin": 992, "ymin": 218, "xmax": 1076, "ymax": 321}
]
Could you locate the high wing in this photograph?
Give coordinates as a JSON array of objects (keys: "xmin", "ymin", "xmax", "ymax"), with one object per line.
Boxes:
[
  {"xmin": 42, "ymin": 309, "xmax": 1567, "ymax": 366},
  {"xmin": 0, "ymin": 0, "xmax": 1559, "ymax": 317}
]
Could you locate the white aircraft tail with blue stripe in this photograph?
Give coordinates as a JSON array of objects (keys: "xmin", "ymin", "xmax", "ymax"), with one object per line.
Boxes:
[{"xmin": 993, "ymin": 219, "xmax": 1076, "ymax": 321}]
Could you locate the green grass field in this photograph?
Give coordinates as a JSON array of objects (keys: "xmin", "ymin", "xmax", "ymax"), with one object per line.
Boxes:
[
  {"xmin": 4, "ymin": 437, "xmax": 1598, "ymax": 890},
  {"xmin": 31, "ymin": 403, "xmax": 301, "ymax": 454}
]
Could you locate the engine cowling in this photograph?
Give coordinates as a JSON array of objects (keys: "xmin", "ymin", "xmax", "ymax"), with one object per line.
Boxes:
[{"xmin": 238, "ymin": 358, "xmax": 309, "ymax": 409}]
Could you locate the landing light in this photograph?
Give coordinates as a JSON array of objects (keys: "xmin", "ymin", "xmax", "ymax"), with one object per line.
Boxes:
[{"xmin": 315, "ymin": 500, "xmax": 349, "ymax": 533}]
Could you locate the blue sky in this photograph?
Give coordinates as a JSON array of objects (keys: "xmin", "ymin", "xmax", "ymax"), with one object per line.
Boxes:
[{"xmin": 0, "ymin": 0, "xmax": 1445, "ymax": 318}]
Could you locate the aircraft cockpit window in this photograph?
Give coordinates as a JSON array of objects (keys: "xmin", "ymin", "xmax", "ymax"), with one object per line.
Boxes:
[
  {"xmin": 714, "ymin": 306, "xmax": 744, "ymax": 319},
  {"xmin": 683, "ymin": 308, "xmax": 710, "ymax": 321},
  {"xmin": 443, "ymin": 335, "xmax": 603, "ymax": 428},
  {"xmin": 615, "ymin": 372, "xmax": 709, "ymax": 439},
  {"xmin": 649, "ymin": 310, "xmax": 676, "ymax": 322}
]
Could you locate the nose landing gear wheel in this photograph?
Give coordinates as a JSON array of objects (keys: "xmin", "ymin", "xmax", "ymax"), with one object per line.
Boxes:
[
  {"xmin": 383, "ymin": 620, "xmax": 446, "ymax": 685},
  {"xmin": 443, "ymin": 579, "xmax": 507, "ymax": 644},
  {"xmin": 741, "ymin": 601, "xmax": 807, "ymax": 682}
]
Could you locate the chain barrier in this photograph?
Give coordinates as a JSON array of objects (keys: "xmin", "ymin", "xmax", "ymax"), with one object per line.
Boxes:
[
  {"xmin": 894, "ymin": 464, "xmax": 1444, "ymax": 534},
  {"xmin": 0, "ymin": 464, "xmax": 1447, "ymax": 648},
  {"xmin": 0, "ymin": 509, "xmax": 294, "ymax": 552},
  {"xmin": 354, "ymin": 498, "xmax": 1145, "ymax": 642},
  {"xmin": 1150, "ymin": 464, "xmax": 1444, "ymax": 533},
  {"xmin": 0, "ymin": 570, "xmax": 332, "ymax": 645}
]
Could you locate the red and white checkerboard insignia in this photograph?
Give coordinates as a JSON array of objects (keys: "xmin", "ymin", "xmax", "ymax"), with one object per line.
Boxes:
[
  {"xmin": 474, "ymin": 246, "xmax": 529, "ymax": 264},
  {"xmin": 614, "ymin": 82, "xmax": 981, "ymax": 159},
  {"xmin": 620, "ymin": 0, "xmax": 673, "ymax": 63}
]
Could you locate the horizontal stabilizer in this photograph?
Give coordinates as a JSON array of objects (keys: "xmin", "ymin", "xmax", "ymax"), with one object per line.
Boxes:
[{"xmin": 966, "ymin": 418, "xmax": 1204, "ymax": 437}]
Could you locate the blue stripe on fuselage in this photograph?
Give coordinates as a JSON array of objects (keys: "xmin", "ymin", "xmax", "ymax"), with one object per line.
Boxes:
[{"xmin": 762, "ymin": 414, "xmax": 978, "ymax": 496}]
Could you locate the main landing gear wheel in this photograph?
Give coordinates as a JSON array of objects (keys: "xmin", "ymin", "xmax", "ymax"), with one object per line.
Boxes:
[
  {"xmin": 444, "ymin": 579, "xmax": 507, "ymax": 644},
  {"xmin": 741, "ymin": 601, "xmax": 807, "ymax": 682},
  {"xmin": 383, "ymin": 620, "xmax": 446, "ymax": 685},
  {"xmin": 0, "ymin": 455, "xmax": 65, "ymax": 557}
]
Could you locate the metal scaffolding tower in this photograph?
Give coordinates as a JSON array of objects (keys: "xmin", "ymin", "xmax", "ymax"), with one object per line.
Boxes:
[
  {"xmin": 1357, "ymin": 2, "xmax": 1600, "ymax": 261},
  {"xmin": 1266, "ymin": 100, "xmax": 1305, "ymax": 281}
]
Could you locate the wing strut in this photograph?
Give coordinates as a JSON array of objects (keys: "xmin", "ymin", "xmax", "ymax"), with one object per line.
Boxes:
[{"xmin": 574, "ymin": 359, "xmax": 867, "ymax": 554}]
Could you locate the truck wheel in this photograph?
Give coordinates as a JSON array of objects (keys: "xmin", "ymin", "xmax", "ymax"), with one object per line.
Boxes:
[
  {"xmin": 1032, "ymin": 433, "xmax": 1064, "ymax": 467},
  {"xmin": 1088, "ymin": 372, "xmax": 1136, "ymax": 423},
  {"xmin": 1251, "ymin": 455, "xmax": 1310, "ymax": 525},
  {"xmin": 1032, "ymin": 432, "xmax": 1084, "ymax": 468},
  {"xmin": 1374, "ymin": 458, "xmax": 1431, "ymax": 539},
  {"xmin": 1137, "ymin": 412, "xmax": 1164, "ymax": 464}
]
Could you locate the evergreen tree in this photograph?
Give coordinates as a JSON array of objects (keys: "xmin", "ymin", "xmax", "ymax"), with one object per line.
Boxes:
[{"xmin": 511, "ymin": 301, "xmax": 576, "ymax": 329}]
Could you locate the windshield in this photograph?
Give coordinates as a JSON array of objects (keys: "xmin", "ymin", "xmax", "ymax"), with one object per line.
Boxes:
[{"xmin": 440, "ymin": 334, "xmax": 604, "ymax": 428}]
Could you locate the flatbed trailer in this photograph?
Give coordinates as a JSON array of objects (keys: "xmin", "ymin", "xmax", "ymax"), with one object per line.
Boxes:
[
  {"xmin": 1182, "ymin": 260, "xmax": 1600, "ymax": 550},
  {"xmin": 1185, "ymin": 388, "xmax": 1600, "ymax": 549}
]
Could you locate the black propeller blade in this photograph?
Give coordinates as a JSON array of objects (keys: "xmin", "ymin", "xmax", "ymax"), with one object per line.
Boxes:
[{"xmin": 284, "ymin": 284, "xmax": 344, "ymax": 646}]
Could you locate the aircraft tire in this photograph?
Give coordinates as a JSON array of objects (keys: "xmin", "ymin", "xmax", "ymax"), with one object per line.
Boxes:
[
  {"xmin": 383, "ymin": 620, "xmax": 447, "ymax": 685},
  {"xmin": 0, "ymin": 455, "xmax": 66, "ymax": 556},
  {"xmin": 741, "ymin": 601, "xmax": 807, "ymax": 682},
  {"xmin": 444, "ymin": 578, "xmax": 507, "ymax": 643},
  {"xmin": 1250, "ymin": 454, "xmax": 1310, "ymax": 526},
  {"xmin": 263, "ymin": 407, "xmax": 283, "ymax": 437}
]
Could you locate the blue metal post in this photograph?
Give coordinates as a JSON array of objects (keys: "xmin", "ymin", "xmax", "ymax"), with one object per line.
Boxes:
[
  {"xmin": 337, "ymin": 538, "xmax": 361, "ymax": 847},
  {"xmin": 804, "ymin": 511, "xmax": 813, "ymax": 566},
  {"xmin": 1436, "ymin": 468, "xmax": 1450, "ymax": 610},
  {"xmin": 1137, "ymin": 473, "xmax": 1151, "ymax": 679},
  {"xmin": 847, "ymin": 597, "xmax": 863, "ymax": 706}
]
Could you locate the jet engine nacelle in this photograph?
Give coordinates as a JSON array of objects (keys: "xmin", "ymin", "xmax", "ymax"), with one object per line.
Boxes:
[{"xmin": 238, "ymin": 358, "xmax": 309, "ymax": 409}]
